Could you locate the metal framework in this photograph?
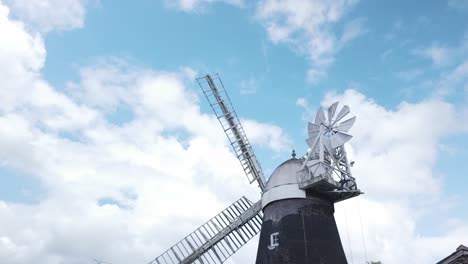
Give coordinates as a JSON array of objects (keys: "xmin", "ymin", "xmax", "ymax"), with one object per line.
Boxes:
[
  {"xmin": 197, "ymin": 74, "xmax": 266, "ymax": 192},
  {"xmin": 149, "ymin": 197, "xmax": 262, "ymax": 264},
  {"xmin": 298, "ymin": 102, "xmax": 361, "ymax": 202}
]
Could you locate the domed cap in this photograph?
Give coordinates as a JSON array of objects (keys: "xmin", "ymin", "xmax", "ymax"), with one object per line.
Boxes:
[
  {"xmin": 262, "ymin": 157, "xmax": 307, "ymax": 209},
  {"xmin": 265, "ymin": 157, "xmax": 303, "ymax": 191}
]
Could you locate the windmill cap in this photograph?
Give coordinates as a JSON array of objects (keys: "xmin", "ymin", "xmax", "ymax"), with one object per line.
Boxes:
[
  {"xmin": 262, "ymin": 157, "xmax": 306, "ymax": 209},
  {"xmin": 265, "ymin": 157, "xmax": 303, "ymax": 190}
]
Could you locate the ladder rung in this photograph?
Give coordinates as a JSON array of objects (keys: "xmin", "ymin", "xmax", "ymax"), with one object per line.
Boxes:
[
  {"xmin": 213, "ymin": 245, "xmax": 225, "ymax": 260},
  {"xmin": 206, "ymin": 222, "xmax": 216, "ymax": 237},
  {"xmin": 236, "ymin": 200, "xmax": 248, "ymax": 211},
  {"xmin": 205, "ymin": 250, "xmax": 216, "ymax": 264},
  {"xmin": 171, "ymin": 248, "xmax": 182, "ymax": 262},
  {"xmin": 176, "ymin": 244, "xmax": 187, "ymax": 258},
  {"xmin": 193, "ymin": 231, "xmax": 205, "ymax": 245},
  {"xmin": 217, "ymin": 242, "xmax": 229, "ymax": 257},
  {"xmin": 241, "ymin": 223, "xmax": 254, "ymax": 237},
  {"xmin": 229, "ymin": 205, "xmax": 241, "ymax": 216},
  {"xmin": 234, "ymin": 229, "xmax": 247, "ymax": 243},
  {"xmin": 200, "ymin": 226, "xmax": 211, "ymax": 239},
  {"xmin": 225, "ymin": 207, "xmax": 237, "ymax": 219}
]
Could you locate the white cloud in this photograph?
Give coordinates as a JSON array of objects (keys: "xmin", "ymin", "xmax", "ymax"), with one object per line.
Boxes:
[
  {"xmin": 414, "ymin": 33, "xmax": 468, "ymax": 68},
  {"xmin": 306, "ymin": 68, "xmax": 327, "ymax": 83},
  {"xmin": 0, "ymin": 3, "xmax": 45, "ymax": 76},
  {"xmin": 242, "ymin": 119, "xmax": 291, "ymax": 153},
  {"xmin": 414, "ymin": 43, "xmax": 454, "ymax": 67},
  {"xmin": 294, "ymin": 89, "xmax": 468, "ymax": 263},
  {"xmin": 239, "ymin": 78, "xmax": 259, "ymax": 95},
  {"xmin": 322, "ymin": 90, "xmax": 459, "ymax": 199},
  {"xmin": 436, "ymin": 59, "xmax": 468, "ymax": 96},
  {"xmin": 166, "ymin": 0, "xmax": 365, "ymax": 82},
  {"xmin": 4, "ymin": 0, "xmax": 87, "ymax": 32},
  {"xmin": 339, "ymin": 17, "xmax": 367, "ymax": 45},
  {"xmin": 410, "ymin": 33, "xmax": 468, "ymax": 100},
  {"xmin": 0, "ymin": 3, "xmax": 293, "ymax": 263},
  {"xmin": 335, "ymin": 197, "xmax": 468, "ymax": 264},
  {"xmin": 255, "ymin": 0, "xmax": 363, "ymax": 82},
  {"xmin": 164, "ymin": 0, "xmax": 244, "ymax": 13}
]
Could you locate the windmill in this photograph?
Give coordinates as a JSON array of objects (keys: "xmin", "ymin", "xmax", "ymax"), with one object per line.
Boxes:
[{"xmin": 149, "ymin": 74, "xmax": 362, "ymax": 264}]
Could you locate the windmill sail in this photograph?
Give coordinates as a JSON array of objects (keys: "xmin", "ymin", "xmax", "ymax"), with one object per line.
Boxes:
[
  {"xmin": 149, "ymin": 197, "xmax": 262, "ymax": 264},
  {"xmin": 197, "ymin": 74, "xmax": 266, "ymax": 192}
]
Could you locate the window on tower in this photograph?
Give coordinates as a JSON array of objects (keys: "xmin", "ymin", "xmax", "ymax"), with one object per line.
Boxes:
[{"xmin": 268, "ymin": 232, "xmax": 279, "ymax": 250}]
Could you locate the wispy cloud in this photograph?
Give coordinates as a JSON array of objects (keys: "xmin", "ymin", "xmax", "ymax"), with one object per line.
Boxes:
[
  {"xmin": 255, "ymin": 0, "xmax": 364, "ymax": 83},
  {"xmin": 242, "ymin": 119, "xmax": 292, "ymax": 153},
  {"xmin": 4, "ymin": 0, "xmax": 88, "ymax": 32},
  {"xmin": 413, "ymin": 43, "xmax": 454, "ymax": 67},
  {"xmin": 380, "ymin": 48, "xmax": 393, "ymax": 61},
  {"xmin": 339, "ymin": 17, "xmax": 368, "ymax": 45},
  {"xmin": 239, "ymin": 78, "xmax": 260, "ymax": 95},
  {"xmin": 306, "ymin": 68, "xmax": 328, "ymax": 83},
  {"xmin": 164, "ymin": 0, "xmax": 245, "ymax": 13},
  {"xmin": 436, "ymin": 60, "xmax": 468, "ymax": 96},
  {"xmin": 413, "ymin": 32, "xmax": 468, "ymax": 67},
  {"xmin": 448, "ymin": 0, "xmax": 468, "ymax": 12},
  {"xmin": 382, "ymin": 18, "xmax": 404, "ymax": 42},
  {"xmin": 396, "ymin": 68, "xmax": 424, "ymax": 82}
]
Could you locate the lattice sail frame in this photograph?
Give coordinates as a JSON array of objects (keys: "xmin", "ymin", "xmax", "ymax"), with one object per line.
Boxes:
[
  {"xmin": 197, "ymin": 74, "xmax": 266, "ymax": 192},
  {"xmin": 148, "ymin": 198, "xmax": 262, "ymax": 264},
  {"xmin": 298, "ymin": 102, "xmax": 361, "ymax": 202}
]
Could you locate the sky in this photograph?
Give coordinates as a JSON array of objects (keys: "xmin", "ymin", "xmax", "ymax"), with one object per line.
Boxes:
[{"xmin": 0, "ymin": 0, "xmax": 467, "ymax": 263}]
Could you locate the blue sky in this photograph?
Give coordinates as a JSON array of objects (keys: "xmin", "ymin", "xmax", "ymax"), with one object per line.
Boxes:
[
  {"xmin": 41, "ymin": 0, "xmax": 468, "ymax": 168},
  {"xmin": 0, "ymin": 0, "xmax": 468, "ymax": 263}
]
